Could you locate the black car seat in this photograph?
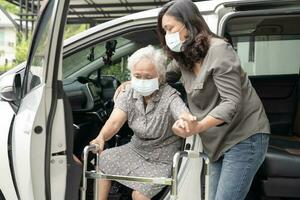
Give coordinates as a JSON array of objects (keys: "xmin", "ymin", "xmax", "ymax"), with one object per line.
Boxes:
[
  {"xmin": 62, "ymin": 84, "xmax": 82, "ymax": 200},
  {"xmin": 256, "ymin": 76, "xmax": 300, "ymax": 198}
]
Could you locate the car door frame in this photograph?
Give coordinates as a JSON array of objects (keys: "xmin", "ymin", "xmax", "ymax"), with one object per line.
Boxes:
[
  {"xmin": 217, "ymin": 0, "xmax": 300, "ymax": 36},
  {"xmin": 215, "ymin": 1, "xmax": 300, "ymax": 198},
  {"xmin": 10, "ymin": 0, "xmax": 70, "ymax": 199}
]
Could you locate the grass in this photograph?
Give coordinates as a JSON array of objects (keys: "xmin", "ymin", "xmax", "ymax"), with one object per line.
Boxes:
[{"xmin": 0, "ymin": 64, "xmax": 15, "ymax": 73}]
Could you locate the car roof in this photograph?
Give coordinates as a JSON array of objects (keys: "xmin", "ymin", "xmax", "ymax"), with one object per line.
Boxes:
[
  {"xmin": 63, "ymin": 0, "xmax": 224, "ymax": 46},
  {"xmin": 64, "ymin": 0, "xmax": 298, "ymax": 47}
]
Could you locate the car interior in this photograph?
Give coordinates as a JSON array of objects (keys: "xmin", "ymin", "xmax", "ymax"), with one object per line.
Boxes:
[
  {"xmin": 56, "ymin": 13, "xmax": 300, "ymax": 200},
  {"xmin": 225, "ymin": 14, "xmax": 300, "ymax": 199},
  {"xmin": 62, "ymin": 28, "xmax": 174, "ymax": 200}
]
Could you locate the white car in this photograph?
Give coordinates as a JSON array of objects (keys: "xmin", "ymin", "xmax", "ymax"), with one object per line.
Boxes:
[{"xmin": 1, "ymin": 0, "xmax": 300, "ymax": 200}]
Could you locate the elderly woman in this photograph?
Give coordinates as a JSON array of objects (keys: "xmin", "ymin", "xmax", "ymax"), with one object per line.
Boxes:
[{"xmin": 90, "ymin": 45, "xmax": 189, "ymax": 200}]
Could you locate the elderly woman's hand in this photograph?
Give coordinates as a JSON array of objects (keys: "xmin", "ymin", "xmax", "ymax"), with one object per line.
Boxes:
[
  {"xmin": 90, "ymin": 136, "xmax": 105, "ymax": 154},
  {"xmin": 172, "ymin": 117, "xmax": 203, "ymax": 137},
  {"xmin": 172, "ymin": 112, "xmax": 198, "ymax": 137},
  {"xmin": 113, "ymin": 81, "xmax": 131, "ymax": 101},
  {"xmin": 172, "ymin": 119, "xmax": 190, "ymax": 137}
]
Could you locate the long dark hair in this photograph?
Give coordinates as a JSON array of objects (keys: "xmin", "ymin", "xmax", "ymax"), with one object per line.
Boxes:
[{"xmin": 157, "ymin": 0, "xmax": 219, "ymax": 70}]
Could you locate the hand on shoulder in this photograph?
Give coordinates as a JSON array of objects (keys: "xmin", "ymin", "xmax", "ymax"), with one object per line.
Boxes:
[{"xmin": 113, "ymin": 80, "xmax": 131, "ymax": 101}]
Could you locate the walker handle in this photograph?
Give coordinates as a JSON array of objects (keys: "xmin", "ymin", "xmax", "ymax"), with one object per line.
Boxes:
[{"xmin": 80, "ymin": 144, "xmax": 100, "ymax": 200}]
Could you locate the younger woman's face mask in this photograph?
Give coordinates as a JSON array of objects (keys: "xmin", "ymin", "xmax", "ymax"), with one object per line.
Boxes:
[
  {"xmin": 131, "ymin": 77, "xmax": 159, "ymax": 97},
  {"xmin": 165, "ymin": 26, "xmax": 185, "ymax": 52}
]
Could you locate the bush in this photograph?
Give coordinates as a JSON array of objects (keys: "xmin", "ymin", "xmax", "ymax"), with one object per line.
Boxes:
[
  {"xmin": 15, "ymin": 32, "xmax": 30, "ymax": 65},
  {"xmin": 0, "ymin": 64, "xmax": 14, "ymax": 72}
]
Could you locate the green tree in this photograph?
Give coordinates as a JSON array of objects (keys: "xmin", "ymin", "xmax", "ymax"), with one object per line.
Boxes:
[
  {"xmin": 0, "ymin": 0, "xmax": 20, "ymax": 70},
  {"xmin": 15, "ymin": 32, "xmax": 30, "ymax": 64},
  {"xmin": 102, "ymin": 58, "xmax": 131, "ymax": 83},
  {"xmin": 0, "ymin": 1, "xmax": 88, "ymax": 69},
  {"xmin": 12, "ymin": 24, "xmax": 88, "ymax": 66},
  {"xmin": 64, "ymin": 24, "xmax": 88, "ymax": 40},
  {"xmin": 0, "ymin": 0, "xmax": 18, "ymax": 14}
]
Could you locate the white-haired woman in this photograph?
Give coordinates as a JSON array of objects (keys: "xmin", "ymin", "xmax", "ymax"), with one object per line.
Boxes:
[{"xmin": 90, "ymin": 45, "xmax": 190, "ymax": 200}]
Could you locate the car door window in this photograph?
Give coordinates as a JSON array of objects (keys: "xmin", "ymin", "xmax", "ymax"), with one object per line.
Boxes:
[
  {"xmin": 232, "ymin": 35, "xmax": 300, "ymax": 75},
  {"xmin": 24, "ymin": 0, "xmax": 54, "ymax": 94},
  {"xmin": 226, "ymin": 15, "xmax": 300, "ymax": 76}
]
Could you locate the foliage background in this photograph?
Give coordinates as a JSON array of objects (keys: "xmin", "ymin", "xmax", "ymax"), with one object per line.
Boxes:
[{"xmin": 0, "ymin": 0, "xmax": 88, "ymax": 72}]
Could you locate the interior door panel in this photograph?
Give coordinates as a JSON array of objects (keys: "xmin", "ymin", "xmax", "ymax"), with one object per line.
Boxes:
[{"xmin": 249, "ymin": 74, "xmax": 299, "ymax": 135}]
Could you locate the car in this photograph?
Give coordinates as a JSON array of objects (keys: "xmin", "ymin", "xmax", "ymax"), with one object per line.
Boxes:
[{"xmin": 0, "ymin": 0, "xmax": 300, "ymax": 199}]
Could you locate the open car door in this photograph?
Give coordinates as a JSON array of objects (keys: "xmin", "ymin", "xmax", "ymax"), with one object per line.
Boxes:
[
  {"xmin": 216, "ymin": 0, "xmax": 300, "ymax": 199},
  {"xmin": 10, "ymin": 0, "xmax": 72, "ymax": 199}
]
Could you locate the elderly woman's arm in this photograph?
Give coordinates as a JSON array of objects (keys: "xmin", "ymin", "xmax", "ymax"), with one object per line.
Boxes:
[
  {"xmin": 169, "ymin": 91, "xmax": 198, "ymax": 137},
  {"xmin": 90, "ymin": 108, "xmax": 127, "ymax": 153}
]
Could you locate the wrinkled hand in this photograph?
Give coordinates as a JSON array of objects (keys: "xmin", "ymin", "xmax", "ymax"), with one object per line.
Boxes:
[
  {"xmin": 113, "ymin": 81, "xmax": 131, "ymax": 101},
  {"xmin": 90, "ymin": 136, "xmax": 105, "ymax": 154},
  {"xmin": 172, "ymin": 119, "xmax": 190, "ymax": 137},
  {"xmin": 172, "ymin": 113, "xmax": 200, "ymax": 137}
]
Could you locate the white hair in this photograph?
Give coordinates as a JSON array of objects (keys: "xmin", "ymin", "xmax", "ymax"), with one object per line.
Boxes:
[{"xmin": 127, "ymin": 45, "xmax": 167, "ymax": 83}]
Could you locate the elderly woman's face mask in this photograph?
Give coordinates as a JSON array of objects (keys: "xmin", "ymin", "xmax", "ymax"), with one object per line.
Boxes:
[
  {"xmin": 132, "ymin": 77, "xmax": 159, "ymax": 97},
  {"xmin": 131, "ymin": 58, "xmax": 160, "ymax": 97}
]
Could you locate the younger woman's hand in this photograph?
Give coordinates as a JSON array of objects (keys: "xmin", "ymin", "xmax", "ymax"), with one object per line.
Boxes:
[
  {"xmin": 113, "ymin": 81, "xmax": 131, "ymax": 101},
  {"xmin": 179, "ymin": 112, "xmax": 197, "ymax": 122}
]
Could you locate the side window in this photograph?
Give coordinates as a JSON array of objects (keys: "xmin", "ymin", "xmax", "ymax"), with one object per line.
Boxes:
[
  {"xmin": 24, "ymin": 0, "xmax": 55, "ymax": 94},
  {"xmin": 232, "ymin": 35, "xmax": 300, "ymax": 76}
]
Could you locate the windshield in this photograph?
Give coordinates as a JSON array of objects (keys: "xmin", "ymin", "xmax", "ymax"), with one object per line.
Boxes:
[{"xmin": 63, "ymin": 37, "xmax": 131, "ymax": 78}]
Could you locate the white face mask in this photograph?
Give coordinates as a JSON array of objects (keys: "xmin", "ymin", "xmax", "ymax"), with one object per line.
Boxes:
[
  {"xmin": 165, "ymin": 31, "xmax": 183, "ymax": 52},
  {"xmin": 131, "ymin": 77, "xmax": 159, "ymax": 97}
]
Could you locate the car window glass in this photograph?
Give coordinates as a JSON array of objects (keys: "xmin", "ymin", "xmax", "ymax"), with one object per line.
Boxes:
[
  {"xmin": 226, "ymin": 15, "xmax": 300, "ymax": 76},
  {"xmin": 63, "ymin": 37, "xmax": 131, "ymax": 78},
  {"xmin": 24, "ymin": 0, "xmax": 54, "ymax": 94},
  {"xmin": 232, "ymin": 35, "xmax": 300, "ymax": 76},
  {"xmin": 89, "ymin": 55, "xmax": 131, "ymax": 83}
]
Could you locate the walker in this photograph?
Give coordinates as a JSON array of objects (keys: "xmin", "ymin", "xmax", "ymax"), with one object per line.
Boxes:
[{"xmin": 81, "ymin": 136, "xmax": 210, "ymax": 200}]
